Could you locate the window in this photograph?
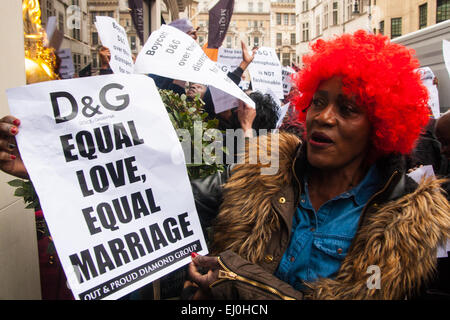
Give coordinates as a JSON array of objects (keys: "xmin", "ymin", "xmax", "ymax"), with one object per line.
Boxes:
[
  {"xmin": 254, "ymin": 20, "xmax": 258, "ymax": 27},
  {"xmin": 73, "ymin": 27, "xmax": 80, "ymax": 40},
  {"xmin": 58, "ymin": 12, "xmax": 64, "ymax": 33},
  {"xmin": 332, "ymin": 2, "xmax": 339, "ymax": 25},
  {"xmin": 130, "ymin": 36, "xmax": 136, "ymax": 50},
  {"xmin": 248, "ymin": 37, "xmax": 251, "ymax": 46},
  {"xmin": 316, "ymin": 16, "xmax": 321, "ymax": 37},
  {"xmin": 302, "ymin": 22, "xmax": 309, "ymax": 42},
  {"xmin": 276, "ymin": 13, "xmax": 282, "ymax": 25},
  {"xmin": 302, "ymin": 0, "xmax": 309, "ymax": 12},
  {"xmin": 291, "ymin": 14, "xmax": 296, "ymax": 25},
  {"xmin": 346, "ymin": 0, "xmax": 353, "ymax": 21},
  {"xmin": 254, "ymin": 36, "xmax": 259, "ymax": 47},
  {"xmin": 249, "ymin": 2, "xmax": 253, "ymax": 12},
  {"xmin": 198, "ymin": 36, "xmax": 204, "ymax": 45},
  {"xmin": 284, "ymin": 13, "xmax": 289, "ymax": 25},
  {"xmin": 92, "ymin": 53, "xmax": 98, "ymax": 69},
  {"xmin": 92, "ymin": 32, "xmax": 98, "ymax": 45},
  {"xmin": 437, "ymin": 0, "xmax": 450, "ymax": 23},
  {"xmin": 323, "ymin": 4, "xmax": 329, "ymax": 29},
  {"xmin": 419, "ymin": 3, "xmax": 427, "ymax": 29},
  {"xmin": 282, "ymin": 53, "xmax": 290, "ymax": 66},
  {"xmin": 226, "ymin": 36, "xmax": 232, "ymax": 48},
  {"xmin": 391, "ymin": 17, "xmax": 402, "ymax": 38},
  {"xmin": 379, "ymin": 20, "xmax": 384, "ymax": 35},
  {"xmin": 290, "ymin": 33, "xmax": 296, "ymax": 45},
  {"xmin": 258, "ymin": 2, "xmax": 263, "ymax": 12},
  {"xmin": 276, "ymin": 33, "xmax": 282, "ymax": 46}
]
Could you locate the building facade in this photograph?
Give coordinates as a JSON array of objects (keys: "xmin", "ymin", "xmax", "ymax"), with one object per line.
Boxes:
[
  {"xmin": 271, "ymin": 0, "xmax": 297, "ymax": 66},
  {"xmin": 374, "ymin": 0, "xmax": 449, "ymax": 39},
  {"xmin": 295, "ymin": 0, "xmax": 374, "ymax": 65}
]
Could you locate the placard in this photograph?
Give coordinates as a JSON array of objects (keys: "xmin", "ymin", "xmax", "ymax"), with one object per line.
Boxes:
[
  {"xmin": 134, "ymin": 25, "xmax": 255, "ymax": 109},
  {"xmin": 95, "ymin": 16, "xmax": 134, "ymax": 74},
  {"xmin": 7, "ymin": 74, "xmax": 208, "ymax": 300}
]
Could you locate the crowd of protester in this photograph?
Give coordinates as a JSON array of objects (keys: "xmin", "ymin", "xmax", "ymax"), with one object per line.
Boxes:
[{"xmin": 0, "ymin": 18, "xmax": 449, "ymax": 300}]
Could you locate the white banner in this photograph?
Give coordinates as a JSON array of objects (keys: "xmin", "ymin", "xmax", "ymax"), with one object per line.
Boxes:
[
  {"xmin": 95, "ymin": 16, "xmax": 134, "ymax": 74},
  {"xmin": 57, "ymin": 48, "xmax": 75, "ymax": 79},
  {"xmin": 7, "ymin": 74, "xmax": 208, "ymax": 300},
  {"xmin": 247, "ymin": 47, "xmax": 284, "ymax": 101},
  {"xmin": 134, "ymin": 25, "xmax": 255, "ymax": 108}
]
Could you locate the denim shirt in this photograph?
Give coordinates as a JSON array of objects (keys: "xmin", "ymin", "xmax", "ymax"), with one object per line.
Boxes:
[{"xmin": 275, "ymin": 164, "xmax": 383, "ymax": 290}]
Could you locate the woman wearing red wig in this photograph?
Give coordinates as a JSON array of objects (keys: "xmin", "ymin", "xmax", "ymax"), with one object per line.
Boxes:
[
  {"xmin": 185, "ymin": 30, "xmax": 450, "ymax": 300},
  {"xmin": 0, "ymin": 31, "xmax": 449, "ymax": 300}
]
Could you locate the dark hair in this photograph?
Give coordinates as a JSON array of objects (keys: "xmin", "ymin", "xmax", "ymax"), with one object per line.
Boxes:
[{"xmin": 249, "ymin": 91, "xmax": 279, "ymax": 131}]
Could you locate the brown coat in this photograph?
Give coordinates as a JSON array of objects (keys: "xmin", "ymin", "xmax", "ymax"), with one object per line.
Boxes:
[{"xmin": 209, "ymin": 132, "xmax": 450, "ymax": 299}]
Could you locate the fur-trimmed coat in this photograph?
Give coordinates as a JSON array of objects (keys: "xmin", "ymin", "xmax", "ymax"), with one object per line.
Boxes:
[{"xmin": 207, "ymin": 132, "xmax": 450, "ymax": 300}]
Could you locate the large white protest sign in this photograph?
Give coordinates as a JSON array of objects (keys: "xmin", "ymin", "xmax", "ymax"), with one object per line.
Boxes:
[
  {"xmin": 134, "ymin": 25, "xmax": 255, "ymax": 109},
  {"xmin": 247, "ymin": 47, "xmax": 283, "ymax": 101},
  {"xmin": 7, "ymin": 74, "xmax": 208, "ymax": 300},
  {"xmin": 57, "ymin": 48, "xmax": 75, "ymax": 79},
  {"xmin": 95, "ymin": 16, "xmax": 134, "ymax": 74}
]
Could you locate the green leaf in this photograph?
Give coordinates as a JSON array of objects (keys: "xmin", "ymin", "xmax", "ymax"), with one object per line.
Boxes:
[
  {"xmin": 8, "ymin": 179, "xmax": 24, "ymax": 187},
  {"xmin": 14, "ymin": 188, "xmax": 25, "ymax": 197}
]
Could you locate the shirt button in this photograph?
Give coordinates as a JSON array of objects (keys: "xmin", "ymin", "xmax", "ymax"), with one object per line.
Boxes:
[
  {"xmin": 278, "ymin": 197, "xmax": 286, "ymax": 204},
  {"xmin": 264, "ymin": 255, "xmax": 274, "ymax": 263},
  {"xmin": 337, "ymin": 248, "xmax": 343, "ymax": 254},
  {"xmin": 290, "ymin": 256, "xmax": 295, "ymax": 262}
]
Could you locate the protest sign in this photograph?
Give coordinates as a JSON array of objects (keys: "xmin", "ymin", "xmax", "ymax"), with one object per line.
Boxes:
[
  {"xmin": 247, "ymin": 47, "xmax": 283, "ymax": 101},
  {"xmin": 276, "ymin": 103, "xmax": 290, "ymax": 129},
  {"xmin": 209, "ymin": 47, "xmax": 246, "ymax": 113},
  {"xmin": 95, "ymin": 16, "xmax": 134, "ymax": 74},
  {"xmin": 418, "ymin": 67, "xmax": 440, "ymax": 119},
  {"xmin": 444, "ymin": 40, "xmax": 450, "ymax": 79},
  {"xmin": 6, "ymin": 74, "xmax": 208, "ymax": 300},
  {"xmin": 134, "ymin": 25, "xmax": 255, "ymax": 109},
  {"xmin": 281, "ymin": 66, "xmax": 295, "ymax": 97},
  {"xmin": 57, "ymin": 48, "xmax": 75, "ymax": 79}
]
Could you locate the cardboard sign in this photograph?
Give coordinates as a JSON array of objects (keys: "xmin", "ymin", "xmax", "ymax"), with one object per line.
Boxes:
[
  {"xmin": 7, "ymin": 74, "xmax": 208, "ymax": 300},
  {"xmin": 134, "ymin": 25, "xmax": 255, "ymax": 108},
  {"xmin": 57, "ymin": 48, "xmax": 75, "ymax": 79},
  {"xmin": 95, "ymin": 16, "xmax": 134, "ymax": 74},
  {"xmin": 247, "ymin": 47, "xmax": 284, "ymax": 100}
]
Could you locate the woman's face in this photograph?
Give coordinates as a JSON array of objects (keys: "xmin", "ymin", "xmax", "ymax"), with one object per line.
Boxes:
[{"xmin": 305, "ymin": 76, "xmax": 371, "ymax": 171}]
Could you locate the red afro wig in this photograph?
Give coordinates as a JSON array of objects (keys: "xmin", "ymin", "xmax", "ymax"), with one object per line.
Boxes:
[{"xmin": 292, "ymin": 30, "xmax": 430, "ymax": 157}]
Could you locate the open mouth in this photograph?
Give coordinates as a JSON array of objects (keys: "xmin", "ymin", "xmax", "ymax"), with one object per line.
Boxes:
[{"xmin": 309, "ymin": 131, "xmax": 334, "ymax": 147}]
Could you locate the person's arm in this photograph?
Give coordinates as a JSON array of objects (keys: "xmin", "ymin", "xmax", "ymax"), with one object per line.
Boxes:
[
  {"xmin": 190, "ymin": 165, "xmax": 233, "ymax": 229},
  {"xmin": 0, "ymin": 116, "xmax": 29, "ymax": 179},
  {"xmin": 236, "ymin": 101, "xmax": 256, "ymax": 138},
  {"xmin": 98, "ymin": 46, "xmax": 113, "ymax": 74},
  {"xmin": 227, "ymin": 41, "xmax": 258, "ymax": 85},
  {"xmin": 189, "ymin": 251, "xmax": 304, "ymax": 300}
]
